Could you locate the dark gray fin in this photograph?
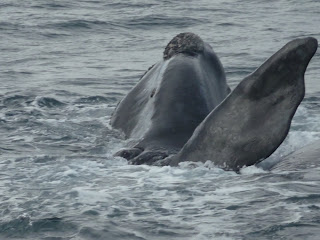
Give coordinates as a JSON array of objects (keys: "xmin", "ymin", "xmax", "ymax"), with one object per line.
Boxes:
[
  {"xmin": 170, "ymin": 37, "xmax": 318, "ymax": 171},
  {"xmin": 129, "ymin": 151, "xmax": 168, "ymax": 165},
  {"xmin": 114, "ymin": 147, "xmax": 143, "ymax": 160},
  {"xmin": 163, "ymin": 32, "xmax": 204, "ymax": 60}
]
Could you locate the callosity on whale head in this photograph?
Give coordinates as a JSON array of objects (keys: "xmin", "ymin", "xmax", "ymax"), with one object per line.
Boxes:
[
  {"xmin": 169, "ymin": 37, "xmax": 318, "ymax": 171},
  {"xmin": 111, "ymin": 33, "xmax": 230, "ymax": 164}
]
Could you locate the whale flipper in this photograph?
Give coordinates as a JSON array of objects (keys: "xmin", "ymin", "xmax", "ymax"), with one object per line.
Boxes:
[
  {"xmin": 129, "ymin": 150, "xmax": 168, "ymax": 165},
  {"xmin": 169, "ymin": 37, "xmax": 318, "ymax": 171},
  {"xmin": 114, "ymin": 147, "xmax": 143, "ymax": 160}
]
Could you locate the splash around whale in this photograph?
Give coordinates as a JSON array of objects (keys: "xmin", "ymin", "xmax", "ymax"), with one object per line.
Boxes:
[{"xmin": 111, "ymin": 33, "xmax": 318, "ymax": 172}]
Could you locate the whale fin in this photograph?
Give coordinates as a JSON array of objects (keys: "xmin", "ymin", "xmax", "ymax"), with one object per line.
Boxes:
[{"xmin": 169, "ymin": 37, "xmax": 318, "ymax": 171}]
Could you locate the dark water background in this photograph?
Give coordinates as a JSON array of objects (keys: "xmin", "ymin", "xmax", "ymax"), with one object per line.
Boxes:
[{"xmin": 1, "ymin": 0, "xmax": 320, "ymax": 239}]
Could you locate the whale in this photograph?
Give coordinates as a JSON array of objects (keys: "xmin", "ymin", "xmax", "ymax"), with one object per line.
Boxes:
[
  {"xmin": 111, "ymin": 33, "xmax": 230, "ymax": 163},
  {"xmin": 270, "ymin": 139, "xmax": 320, "ymax": 172},
  {"xmin": 168, "ymin": 36, "xmax": 318, "ymax": 171},
  {"xmin": 111, "ymin": 33, "xmax": 318, "ymax": 172}
]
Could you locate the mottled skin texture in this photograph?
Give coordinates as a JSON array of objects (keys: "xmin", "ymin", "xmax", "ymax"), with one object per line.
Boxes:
[
  {"xmin": 163, "ymin": 33, "xmax": 205, "ymax": 60},
  {"xmin": 112, "ymin": 33, "xmax": 318, "ymax": 172},
  {"xmin": 111, "ymin": 33, "xmax": 230, "ymax": 163}
]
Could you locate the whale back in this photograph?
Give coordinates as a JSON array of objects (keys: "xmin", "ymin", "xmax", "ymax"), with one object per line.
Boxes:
[{"xmin": 271, "ymin": 140, "xmax": 320, "ymax": 171}]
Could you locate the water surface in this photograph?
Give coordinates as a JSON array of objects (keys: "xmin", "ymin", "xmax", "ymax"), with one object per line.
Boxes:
[{"xmin": 1, "ymin": 0, "xmax": 320, "ymax": 239}]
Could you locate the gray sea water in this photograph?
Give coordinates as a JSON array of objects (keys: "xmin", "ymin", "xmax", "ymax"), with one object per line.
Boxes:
[{"xmin": 1, "ymin": 0, "xmax": 320, "ymax": 239}]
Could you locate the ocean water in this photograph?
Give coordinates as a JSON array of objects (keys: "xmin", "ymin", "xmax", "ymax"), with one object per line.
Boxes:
[{"xmin": 1, "ymin": 0, "xmax": 320, "ymax": 239}]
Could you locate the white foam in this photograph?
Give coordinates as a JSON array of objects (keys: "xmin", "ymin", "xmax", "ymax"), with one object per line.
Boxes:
[
  {"xmin": 73, "ymin": 187, "xmax": 113, "ymax": 205},
  {"xmin": 240, "ymin": 165, "xmax": 267, "ymax": 174}
]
